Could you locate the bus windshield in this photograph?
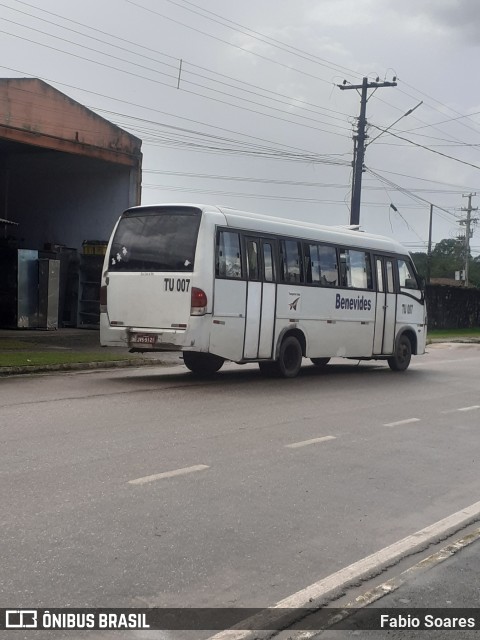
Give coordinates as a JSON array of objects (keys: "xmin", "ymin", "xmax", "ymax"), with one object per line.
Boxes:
[{"xmin": 108, "ymin": 207, "xmax": 201, "ymax": 272}]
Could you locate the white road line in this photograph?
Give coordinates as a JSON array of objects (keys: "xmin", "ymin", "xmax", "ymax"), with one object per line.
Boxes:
[
  {"xmin": 285, "ymin": 527, "xmax": 480, "ymax": 639},
  {"xmin": 458, "ymin": 405, "xmax": 480, "ymax": 412},
  {"xmin": 383, "ymin": 418, "xmax": 420, "ymax": 427},
  {"xmin": 128, "ymin": 464, "xmax": 209, "ymax": 485},
  {"xmin": 207, "ymin": 499, "xmax": 480, "ymax": 640},
  {"xmin": 286, "ymin": 436, "xmax": 336, "ymax": 449}
]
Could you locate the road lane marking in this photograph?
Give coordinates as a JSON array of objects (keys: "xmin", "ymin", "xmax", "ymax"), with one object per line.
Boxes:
[
  {"xmin": 383, "ymin": 418, "xmax": 420, "ymax": 427},
  {"xmin": 286, "ymin": 436, "xmax": 336, "ymax": 449},
  {"xmin": 458, "ymin": 405, "xmax": 480, "ymax": 412},
  {"xmin": 207, "ymin": 499, "xmax": 480, "ymax": 640},
  {"xmin": 128, "ymin": 464, "xmax": 209, "ymax": 485}
]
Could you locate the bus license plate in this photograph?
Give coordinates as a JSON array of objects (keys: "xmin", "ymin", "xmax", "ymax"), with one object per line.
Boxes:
[{"xmin": 131, "ymin": 333, "xmax": 157, "ymax": 345}]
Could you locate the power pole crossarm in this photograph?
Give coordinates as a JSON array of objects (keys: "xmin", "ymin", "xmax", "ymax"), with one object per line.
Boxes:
[{"xmin": 338, "ymin": 77, "xmax": 397, "ymax": 225}]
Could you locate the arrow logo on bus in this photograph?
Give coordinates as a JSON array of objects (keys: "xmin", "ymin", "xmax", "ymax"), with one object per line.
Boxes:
[{"xmin": 289, "ymin": 297, "xmax": 300, "ymax": 311}]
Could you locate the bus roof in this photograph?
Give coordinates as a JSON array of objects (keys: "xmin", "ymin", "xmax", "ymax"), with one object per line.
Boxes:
[{"xmin": 126, "ymin": 203, "xmax": 410, "ymax": 256}]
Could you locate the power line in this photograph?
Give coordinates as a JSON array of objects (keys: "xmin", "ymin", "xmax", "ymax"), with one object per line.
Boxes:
[
  {"xmin": 124, "ymin": 0, "xmax": 340, "ymax": 86},
  {"xmin": 2, "ymin": 0, "xmax": 353, "ymax": 123},
  {"xmin": 369, "ymin": 124, "xmax": 480, "ymax": 172},
  {"xmin": 366, "ymin": 168, "xmax": 458, "ymax": 223},
  {"xmin": 0, "ymin": 22, "xmax": 351, "ymax": 137},
  {"xmin": 1, "ymin": 64, "xmax": 350, "ymax": 164},
  {"xmin": 159, "ymin": 0, "xmax": 361, "ymax": 78},
  {"xmin": 0, "ymin": 3, "xmax": 352, "ymax": 130}
]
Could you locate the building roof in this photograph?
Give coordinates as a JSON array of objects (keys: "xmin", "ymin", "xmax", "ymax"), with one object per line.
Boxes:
[{"xmin": 0, "ymin": 78, "xmax": 141, "ymax": 167}]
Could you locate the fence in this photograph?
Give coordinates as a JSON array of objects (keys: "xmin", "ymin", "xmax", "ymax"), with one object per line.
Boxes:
[{"xmin": 426, "ymin": 284, "xmax": 480, "ymax": 329}]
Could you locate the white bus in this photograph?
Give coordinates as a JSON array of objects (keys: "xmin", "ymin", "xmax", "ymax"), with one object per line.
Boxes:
[{"xmin": 100, "ymin": 203, "xmax": 426, "ymax": 377}]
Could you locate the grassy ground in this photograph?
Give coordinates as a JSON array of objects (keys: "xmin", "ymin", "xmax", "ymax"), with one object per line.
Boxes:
[
  {"xmin": 427, "ymin": 328, "xmax": 480, "ymax": 340},
  {"xmin": 0, "ymin": 351, "xmax": 134, "ymax": 368},
  {"xmin": 0, "ymin": 336, "xmax": 135, "ymax": 368}
]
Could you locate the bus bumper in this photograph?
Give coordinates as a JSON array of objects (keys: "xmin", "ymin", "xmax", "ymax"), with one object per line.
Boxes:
[{"xmin": 100, "ymin": 313, "xmax": 211, "ymax": 352}]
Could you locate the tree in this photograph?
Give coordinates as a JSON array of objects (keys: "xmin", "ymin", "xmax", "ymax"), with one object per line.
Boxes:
[
  {"xmin": 411, "ymin": 240, "xmax": 480, "ymax": 287},
  {"xmin": 430, "ymin": 238, "xmax": 464, "ymax": 278}
]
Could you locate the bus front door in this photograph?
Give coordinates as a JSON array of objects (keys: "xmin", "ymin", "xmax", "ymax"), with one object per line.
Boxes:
[
  {"xmin": 243, "ymin": 238, "xmax": 276, "ymax": 359},
  {"xmin": 373, "ymin": 256, "xmax": 396, "ymax": 355}
]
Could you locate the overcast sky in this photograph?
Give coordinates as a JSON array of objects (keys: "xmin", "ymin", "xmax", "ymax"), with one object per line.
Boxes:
[{"xmin": 1, "ymin": 0, "xmax": 480, "ymax": 253}]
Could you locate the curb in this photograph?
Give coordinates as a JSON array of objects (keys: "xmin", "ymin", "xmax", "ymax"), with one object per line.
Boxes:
[{"xmin": 0, "ymin": 358, "xmax": 177, "ymax": 377}]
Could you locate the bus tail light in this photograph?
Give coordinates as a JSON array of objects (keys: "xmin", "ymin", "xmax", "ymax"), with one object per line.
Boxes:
[
  {"xmin": 190, "ymin": 287, "xmax": 207, "ymax": 315},
  {"xmin": 100, "ymin": 285, "xmax": 107, "ymax": 312}
]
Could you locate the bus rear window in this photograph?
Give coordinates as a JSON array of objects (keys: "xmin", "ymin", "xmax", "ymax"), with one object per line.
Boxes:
[{"xmin": 108, "ymin": 207, "xmax": 201, "ymax": 272}]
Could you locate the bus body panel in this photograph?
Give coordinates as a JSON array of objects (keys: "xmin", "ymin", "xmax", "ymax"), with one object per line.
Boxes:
[
  {"xmin": 275, "ymin": 284, "xmax": 376, "ymax": 358},
  {"xmin": 258, "ymin": 283, "xmax": 276, "ymax": 358},
  {"xmin": 210, "ymin": 278, "xmax": 246, "ymax": 361},
  {"xmin": 107, "ymin": 272, "xmax": 192, "ymax": 329}
]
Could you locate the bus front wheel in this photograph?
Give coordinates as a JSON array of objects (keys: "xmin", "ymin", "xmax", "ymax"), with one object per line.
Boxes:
[
  {"xmin": 388, "ymin": 335, "xmax": 412, "ymax": 372},
  {"xmin": 276, "ymin": 335, "xmax": 303, "ymax": 378},
  {"xmin": 183, "ymin": 352, "xmax": 224, "ymax": 376}
]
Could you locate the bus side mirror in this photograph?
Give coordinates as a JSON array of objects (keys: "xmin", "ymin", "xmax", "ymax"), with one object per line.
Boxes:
[{"xmin": 405, "ymin": 278, "xmax": 418, "ymax": 289}]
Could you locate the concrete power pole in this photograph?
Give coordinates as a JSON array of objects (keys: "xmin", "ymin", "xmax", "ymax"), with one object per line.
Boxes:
[
  {"xmin": 338, "ymin": 77, "xmax": 397, "ymax": 225},
  {"xmin": 460, "ymin": 193, "xmax": 478, "ymax": 287}
]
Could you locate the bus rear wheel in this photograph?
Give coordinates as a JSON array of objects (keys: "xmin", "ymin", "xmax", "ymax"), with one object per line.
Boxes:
[
  {"xmin": 388, "ymin": 335, "xmax": 412, "ymax": 371},
  {"xmin": 276, "ymin": 335, "xmax": 303, "ymax": 378},
  {"xmin": 311, "ymin": 357, "xmax": 330, "ymax": 367},
  {"xmin": 183, "ymin": 352, "xmax": 224, "ymax": 376}
]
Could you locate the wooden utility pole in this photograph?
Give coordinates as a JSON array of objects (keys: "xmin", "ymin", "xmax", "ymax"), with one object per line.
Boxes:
[
  {"xmin": 426, "ymin": 203, "xmax": 434, "ymax": 284},
  {"xmin": 460, "ymin": 193, "xmax": 478, "ymax": 287},
  {"xmin": 338, "ymin": 77, "xmax": 397, "ymax": 225}
]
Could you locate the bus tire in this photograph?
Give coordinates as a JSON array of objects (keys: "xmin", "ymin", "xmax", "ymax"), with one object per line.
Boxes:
[
  {"xmin": 311, "ymin": 357, "xmax": 330, "ymax": 367},
  {"xmin": 387, "ymin": 335, "xmax": 412, "ymax": 372},
  {"xmin": 183, "ymin": 352, "xmax": 224, "ymax": 375},
  {"xmin": 275, "ymin": 335, "xmax": 303, "ymax": 378}
]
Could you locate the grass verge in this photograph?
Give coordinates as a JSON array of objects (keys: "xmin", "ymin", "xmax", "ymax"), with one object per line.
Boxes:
[
  {"xmin": 427, "ymin": 328, "xmax": 480, "ymax": 340},
  {"xmin": 0, "ymin": 351, "xmax": 135, "ymax": 368}
]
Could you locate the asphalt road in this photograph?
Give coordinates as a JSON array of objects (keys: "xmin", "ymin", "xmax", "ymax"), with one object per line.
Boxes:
[{"xmin": 1, "ymin": 343, "xmax": 480, "ymax": 638}]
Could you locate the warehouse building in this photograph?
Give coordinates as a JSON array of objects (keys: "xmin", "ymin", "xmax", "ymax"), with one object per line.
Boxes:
[{"xmin": 0, "ymin": 78, "xmax": 142, "ymax": 328}]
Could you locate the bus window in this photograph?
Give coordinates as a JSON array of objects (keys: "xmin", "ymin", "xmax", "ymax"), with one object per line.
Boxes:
[
  {"xmin": 247, "ymin": 240, "xmax": 260, "ymax": 281},
  {"xmin": 110, "ymin": 207, "xmax": 201, "ymax": 272},
  {"xmin": 386, "ymin": 260, "xmax": 395, "ymax": 292},
  {"xmin": 319, "ymin": 245, "xmax": 338, "ymax": 287},
  {"xmin": 263, "ymin": 243, "xmax": 275, "ymax": 282},
  {"xmin": 281, "ymin": 240, "xmax": 303, "ymax": 283},
  {"xmin": 339, "ymin": 249, "xmax": 373, "ymax": 289},
  {"xmin": 398, "ymin": 259, "xmax": 419, "ymax": 289},
  {"xmin": 216, "ymin": 231, "xmax": 242, "ymax": 279},
  {"xmin": 307, "ymin": 244, "xmax": 338, "ymax": 287},
  {"xmin": 376, "ymin": 259, "xmax": 384, "ymax": 292}
]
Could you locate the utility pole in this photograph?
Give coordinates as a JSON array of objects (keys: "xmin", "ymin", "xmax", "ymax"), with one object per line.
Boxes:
[
  {"xmin": 460, "ymin": 193, "xmax": 478, "ymax": 287},
  {"xmin": 338, "ymin": 77, "xmax": 397, "ymax": 225},
  {"xmin": 426, "ymin": 203, "xmax": 434, "ymax": 284}
]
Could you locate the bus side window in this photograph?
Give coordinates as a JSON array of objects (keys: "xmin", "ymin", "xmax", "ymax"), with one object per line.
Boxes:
[
  {"xmin": 247, "ymin": 240, "xmax": 260, "ymax": 281},
  {"xmin": 216, "ymin": 231, "xmax": 242, "ymax": 279},
  {"xmin": 339, "ymin": 249, "xmax": 373, "ymax": 289},
  {"xmin": 306, "ymin": 244, "xmax": 319, "ymax": 284},
  {"xmin": 386, "ymin": 260, "xmax": 395, "ymax": 292},
  {"xmin": 376, "ymin": 259, "xmax": 384, "ymax": 292},
  {"xmin": 263, "ymin": 242, "xmax": 275, "ymax": 282},
  {"xmin": 398, "ymin": 258, "xmax": 419, "ymax": 289},
  {"xmin": 281, "ymin": 239, "xmax": 303, "ymax": 283},
  {"xmin": 318, "ymin": 245, "xmax": 338, "ymax": 287}
]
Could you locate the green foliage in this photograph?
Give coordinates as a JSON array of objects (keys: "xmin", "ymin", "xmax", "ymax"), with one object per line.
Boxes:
[{"xmin": 411, "ymin": 238, "xmax": 480, "ymax": 287}]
